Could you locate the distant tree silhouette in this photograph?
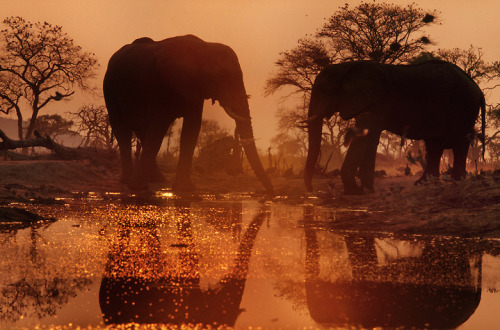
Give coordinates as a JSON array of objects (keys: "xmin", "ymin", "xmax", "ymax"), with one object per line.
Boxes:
[
  {"xmin": 266, "ymin": 2, "xmax": 437, "ymax": 170},
  {"xmin": 72, "ymin": 104, "xmax": 115, "ymax": 149},
  {"xmin": 0, "ymin": 17, "xmax": 98, "ymax": 143},
  {"xmin": 486, "ymin": 105, "xmax": 500, "ymax": 163},
  {"xmin": 269, "ymin": 131, "xmax": 307, "ymax": 175},
  {"xmin": 32, "ymin": 114, "xmax": 77, "ymax": 142},
  {"xmin": 196, "ymin": 119, "xmax": 230, "ymax": 156}
]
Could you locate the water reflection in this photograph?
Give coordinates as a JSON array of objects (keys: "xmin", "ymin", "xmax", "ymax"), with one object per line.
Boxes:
[
  {"xmin": 302, "ymin": 205, "xmax": 482, "ymax": 329},
  {"xmin": 99, "ymin": 201, "xmax": 267, "ymax": 327},
  {"xmin": 1, "ymin": 202, "xmax": 499, "ymax": 328},
  {"xmin": 0, "ymin": 218, "xmax": 92, "ymax": 323}
]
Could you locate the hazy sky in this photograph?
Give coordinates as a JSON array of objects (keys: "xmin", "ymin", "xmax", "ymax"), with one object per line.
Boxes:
[{"xmin": 2, "ymin": 0, "xmax": 500, "ymax": 149}]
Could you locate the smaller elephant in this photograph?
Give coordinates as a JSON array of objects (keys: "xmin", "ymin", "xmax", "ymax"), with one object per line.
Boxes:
[
  {"xmin": 304, "ymin": 60, "xmax": 485, "ymax": 194},
  {"xmin": 103, "ymin": 35, "xmax": 273, "ymax": 194}
]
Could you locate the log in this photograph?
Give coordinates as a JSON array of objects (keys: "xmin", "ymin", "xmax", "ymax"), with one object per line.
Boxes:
[
  {"xmin": 0, "ymin": 129, "xmax": 117, "ymax": 163},
  {"xmin": 0, "ymin": 129, "xmax": 80, "ymax": 159}
]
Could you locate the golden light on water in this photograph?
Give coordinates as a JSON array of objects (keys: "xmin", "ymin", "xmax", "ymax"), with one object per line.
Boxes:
[{"xmin": 0, "ymin": 201, "xmax": 499, "ymax": 328}]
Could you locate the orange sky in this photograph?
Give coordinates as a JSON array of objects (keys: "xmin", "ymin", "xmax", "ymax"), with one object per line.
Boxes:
[{"xmin": 2, "ymin": 0, "xmax": 500, "ymax": 149}]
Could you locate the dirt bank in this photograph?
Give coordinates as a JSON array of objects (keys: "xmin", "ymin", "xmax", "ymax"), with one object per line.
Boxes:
[{"xmin": 1, "ymin": 160, "xmax": 500, "ymax": 239}]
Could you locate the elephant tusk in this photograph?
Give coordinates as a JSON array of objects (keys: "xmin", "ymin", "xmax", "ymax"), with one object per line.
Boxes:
[
  {"xmin": 224, "ymin": 106, "xmax": 251, "ymax": 123},
  {"xmin": 299, "ymin": 114, "xmax": 320, "ymax": 124}
]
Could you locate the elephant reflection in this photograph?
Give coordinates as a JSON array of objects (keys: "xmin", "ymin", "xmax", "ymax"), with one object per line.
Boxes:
[
  {"xmin": 302, "ymin": 206, "xmax": 482, "ymax": 329},
  {"xmin": 99, "ymin": 202, "xmax": 266, "ymax": 327},
  {"xmin": 104, "ymin": 35, "xmax": 273, "ymax": 194},
  {"xmin": 303, "ymin": 61, "xmax": 485, "ymax": 194}
]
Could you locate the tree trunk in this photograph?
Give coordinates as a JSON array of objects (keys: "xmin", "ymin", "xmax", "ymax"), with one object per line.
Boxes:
[{"xmin": 0, "ymin": 129, "xmax": 116, "ymax": 163}]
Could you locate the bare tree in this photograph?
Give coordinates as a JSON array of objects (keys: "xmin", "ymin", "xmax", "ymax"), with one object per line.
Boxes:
[
  {"xmin": 485, "ymin": 105, "xmax": 500, "ymax": 163},
  {"xmin": 265, "ymin": 38, "xmax": 333, "ymax": 98},
  {"xmin": 0, "ymin": 17, "xmax": 98, "ymax": 143},
  {"xmin": 435, "ymin": 46, "xmax": 492, "ymax": 82},
  {"xmin": 196, "ymin": 119, "xmax": 230, "ymax": 156},
  {"xmin": 72, "ymin": 104, "xmax": 115, "ymax": 149}
]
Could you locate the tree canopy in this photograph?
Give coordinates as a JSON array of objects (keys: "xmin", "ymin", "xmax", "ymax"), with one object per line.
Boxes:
[
  {"xmin": 72, "ymin": 104, "xmax": 114, "ymax": 149},
  {"xmin": 0, "ymin": 17, "xmax": 98, "ymax": 141},
  {"xmin": 318, "ymin": 2, "xmax": 436, "ymax": 64},
  {"xmin": 33, "ymin": 114, "xmax": 76, "ymax": 141}
]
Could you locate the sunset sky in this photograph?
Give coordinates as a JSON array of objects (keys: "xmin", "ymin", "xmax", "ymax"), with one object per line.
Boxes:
[{"xmin": 2, "ymin": 0, "xmax": 500, "ymax": 149}]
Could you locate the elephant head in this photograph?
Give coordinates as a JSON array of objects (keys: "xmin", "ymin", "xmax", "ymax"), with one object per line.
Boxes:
[
  {"xmin": 200, "ymin": 41, "xmax": 274, "ymax": 195},
  {"xmin": 304, "ymin": 61, "xmax": 388, "ymax": 192},
  {"xmin": 104, "ymin": 35, "xmax": 273, "ymax": 195}
]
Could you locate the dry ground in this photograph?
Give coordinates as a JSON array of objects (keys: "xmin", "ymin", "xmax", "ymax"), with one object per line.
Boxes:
[{"xmin": 1, "ymin": 160, "xmax": 500, "ymax": 239}]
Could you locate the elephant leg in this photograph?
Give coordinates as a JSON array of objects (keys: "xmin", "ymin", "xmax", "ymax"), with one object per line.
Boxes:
[
  {"xmin": 143, "ymin": 120, "xmax": 175, "ymax": 183},
  {"xmin": 341, "ymin": 138, "xmax": 367, "ymax": 195},
  {"xmin": 113, "ymin": 124, "xmax": 134, "ymax": 184},
  {"xmin": 416, "ymin": 140, "xmax": 444, "ymax": 184},
  {"xmin": 173, "ymin": 103, "xmax": 203, "ymax": 192},
  {"xmin": 451, "ymin": 136, "xmax": 470, "ymax": 180},
  {"xmin": 130, "ymin": 122, "xmax": 170, "ymax": 189},
  {"xmin": 358, "ymin": 130, "xmax": 381, "ymax": 193}
]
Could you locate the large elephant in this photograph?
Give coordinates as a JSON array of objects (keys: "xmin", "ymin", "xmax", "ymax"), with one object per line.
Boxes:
[
  {"xmin": 304, "ymin": 60, "xmax": 485, "ymax": 194},
  {"xmin": 103, "ymin": 35, "xmax": 273, "ymax": 194}
]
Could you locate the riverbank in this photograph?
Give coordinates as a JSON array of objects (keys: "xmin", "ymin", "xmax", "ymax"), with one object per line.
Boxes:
[{"xmin": 1, "ymin": 160, "xmax": 499, "ymax": 239}]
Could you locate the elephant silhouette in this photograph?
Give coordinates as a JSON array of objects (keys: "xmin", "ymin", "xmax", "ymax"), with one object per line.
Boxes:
[
  {"xmin": 304, "ymin": 60, "xmax": 485, "ymax": 194},
  {"xmin": 302, "ymin": 206, "xmax": 482, "ymax": 329},
  {"xmin": 103, "ymin": 35, "xmax": 273, "ymax": 194},
  {"xmin": 99, "ymin": 201, "xmax": 266, "ymax": 327}
]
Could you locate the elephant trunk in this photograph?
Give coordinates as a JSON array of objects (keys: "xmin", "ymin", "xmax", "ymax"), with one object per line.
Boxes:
[
  {"xmin": 236, "ymin": 121, "xmax": 274, "ymax": 196},
  {"xmin": 304, "ymin": 116, "xmax": 323, "ymax": 192}
]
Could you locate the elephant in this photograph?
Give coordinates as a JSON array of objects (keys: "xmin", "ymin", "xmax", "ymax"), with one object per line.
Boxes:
[
  {"xmin": 303, "ymin": 60, "xmax": 485, "ymax": 194},
  {"xmin": 103, "ymin": 35, "xmax": 273, "ymax": 194}
]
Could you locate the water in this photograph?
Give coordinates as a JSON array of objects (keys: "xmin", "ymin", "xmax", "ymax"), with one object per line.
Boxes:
[{"xmin": 1, "ymin": 198, "xmax": 499, "ymax": 329}]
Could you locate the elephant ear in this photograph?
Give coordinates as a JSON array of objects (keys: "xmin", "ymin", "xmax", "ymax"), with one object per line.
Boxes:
[{"xmin": 337, "ymin": 62, "xmax": 388, "ymax": 120}]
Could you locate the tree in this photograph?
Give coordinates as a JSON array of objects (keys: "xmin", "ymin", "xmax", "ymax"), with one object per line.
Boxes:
[
  {"xmin": 0, "ymin": 17, "xmax": 98, "ymax": 143},
  {"xmin": 485, "ymin": 105, "xmax": 500, "ymax": 163},
  {"xmin": 72, "ymin": 104, "xmax": 115, "ymax": 149},
  {"xmin": 193, "ymin": 119, "xmax": 247, "ymax": 175},
  {"xmin": 196, "ymin": 119, "xmax": 230, "ymax": 156},
  {"xmin": 317, "ymin": 2, "xmax": 436, "ymax": 64},
  {"xmin": 265, "ymin": 38, "xmax": 333, "ymax": 98},
  {"xmin": 269, "ymin": 132, "xmax": 306, "ymax": 174},
  {"xmin": 266, "ymin": 2, "xmax": 437, "ymax": 170},
  {"xmin": 434, "ymin": 46, "xmax": 495, "ymax": 82},
  {"xmin": 32, "ymin": 114, "xmax": 77, "ymax": 142}
]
